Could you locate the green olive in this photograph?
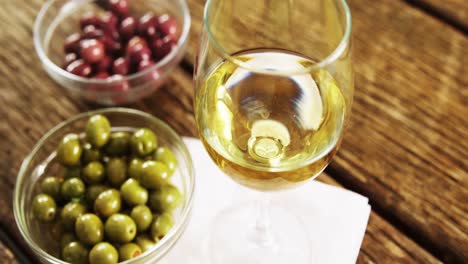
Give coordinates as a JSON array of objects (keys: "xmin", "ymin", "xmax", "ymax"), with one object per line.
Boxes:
[
  {"xmin": 118, "ymin": 243, "xmax": 142, "ymax": 261},
  {"xmin": 82, "ymin": 161, "xmax": 105, "ymax": 184},
  {"xmin": 135, "ymin": 234, "xmax": 157, "ymax": 252},
  {"xmin": 148, "ymin": 184, "xmax": 182, "ymax": 212},
  {"xmin": 31, "ymin": 194, "xmax": 57, "ymax": 222},
  {"xmin": 105, "ymin": 132, "xmax": 130, "ymax": 156},
  {"xmin": 120, "ymin": 179, "xmax": 148, "ymax": 206},
  {"xmin": 62, "ymin": 241, "xmax": 89, "ymax": 264},
  {"xmin": 104, "ymin": 214, "xmax": 137, "ymax": 243},
  {"xmin": 130, "ymin": 128, "xmax": 157, "ymax": 157},
  {"xmin": 153, "ymin": 147, "xmax": 177, "ymax": 175},
  {"xmin": 94, "ymin": 189, "xmax": 121, "ymax": 218},
  {"xmin": 60, "ymin": 232, "xmax": 78, "ymax": 249},
  {"xmin": 82, "ymin": 143, "xmax": 102, "ymax": 164},
  {"xmin": 89, "ymin": 242, "xmax": 118, "ymax": 264},
  {"xmin": 151, "ymin": 213, "xmax": 174, "ymax": 239},
  {"xmin": 61, "ymin": 201, "xmax": 88, "ymax": 230},
  {"xmin": 86, "ymin": 115, "xmax": 111, "ymax": 148},
  {"xmin": 61, "ymin": 178, "xmax": 86, "ymax": 201},
  {"xmin": 86, "ymin": 185, "xmax": 108, "ymax": 205},
  {"xmin": 106, "ymin": 158, "xmax": 127, "ymax": 187},
  {"xmin": 57, "ymin": 133, "xmax": 82, "ymax": 166},
  {"xmin": 128, "ymin": 158, "xmax": 144, "ymax": 182},
  {"xmin": 75, "ymin": 213, "xmax": 104, "ymax": 245},
  {"xmin": 64, "ymin": 166, "xmax": 81, "ymax": 179},
  {"xmin": 41, "ymin": 176, "xmax": 62, "ymax": 200},
  {"xmin": 140, "ymin": 161, "xmax": 170, "ymax": 189},
  {"xmin": 130, "ymin": 205, "xmax": 153, "ymax": 232}
]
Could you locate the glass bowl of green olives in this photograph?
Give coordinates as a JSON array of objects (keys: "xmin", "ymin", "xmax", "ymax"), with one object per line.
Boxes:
[{"xmin": 13, "ymin": 108, "xmax": 195, "ymax": 264}]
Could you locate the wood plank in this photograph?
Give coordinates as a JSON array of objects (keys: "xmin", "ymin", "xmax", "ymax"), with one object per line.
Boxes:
[
  {"xmin": 318, "ymin": 177, "xmax": 441, "ymax": 264},
  {"xmin": 0, "ymin": 0, "xmax": 449, "ymax": 263},
  {"xmin": 410, "ymin": 0, "xmax": 468, "ymax": 31},
  {"xmin": 183, "ymin": 0, "xmax": 468, "ymax": 262},
  {"xmin": 0, "ymin": 240, "xmax": 18, "ymax": 264},
  {"xmin": 0, "ymin": 228, "xmax": 33, "ymax": 264},
  {"xmin": 334, "ymin": 1, "xmax": 468, "ymax": 262},
  {"xmin": 358, "ymin": 214, "xmax": 439, "ymax": 264}
]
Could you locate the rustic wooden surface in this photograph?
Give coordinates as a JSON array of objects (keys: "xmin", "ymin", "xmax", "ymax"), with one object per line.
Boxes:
[
  {"xmin": 0, "ymin": 241, "xmax": 17, "ymax": 264},
  {"xmin": 330, "ymin": 1, "xmax": 468, "ymax": 262},
  {"xmin": 318, "ymin": 177, "xmax": 441, "ymax": 264},
  {"xmin": 411, "ymin": 0, "xmax": 468, "ymax": 30},
  {"xmin": 0, "ymin": 0, "xmax": 466, "ymax": 263}
]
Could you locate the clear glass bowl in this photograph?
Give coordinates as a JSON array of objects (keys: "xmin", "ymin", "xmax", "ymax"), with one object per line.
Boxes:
[
  {"xmin": 13, "ymin": 108, "xmax": 195, "ymax": 264},
  {"xmin": 34, "ymin": 0, "xmax": 191, "ymax": 105}
]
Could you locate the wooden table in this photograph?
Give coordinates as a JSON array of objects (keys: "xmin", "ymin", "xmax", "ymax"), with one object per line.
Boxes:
[{"xmin": 0, "ymin": 0, "xmax": 466, "ymax": 263}]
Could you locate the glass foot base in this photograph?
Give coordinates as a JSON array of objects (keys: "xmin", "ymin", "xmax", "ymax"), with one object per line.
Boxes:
[{"xmin": 207, "ymin": 202, "xmax": 312, "ymax": 264}]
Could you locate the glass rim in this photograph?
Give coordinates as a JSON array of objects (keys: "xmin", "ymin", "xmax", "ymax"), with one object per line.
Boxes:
[
  {"xmin": 33, "ymin": 0, "xmax": 191, "ymax": 86},
  {"xmin": 13, "ymin": 107, "xmax": 196, "ymax": 264},
  {"xmin": 203, "ymin": 0, "xmax": 352, "ymax": 76}
]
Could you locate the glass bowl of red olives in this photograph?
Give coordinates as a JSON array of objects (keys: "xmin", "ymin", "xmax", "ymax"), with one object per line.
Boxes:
[
  {"xmin": 34, "ymin": 0, "xmax": 191, "ymax": 105},
  {"xmin": 13, "ymin": 108, "xmax": 195, "ymax": 263}
]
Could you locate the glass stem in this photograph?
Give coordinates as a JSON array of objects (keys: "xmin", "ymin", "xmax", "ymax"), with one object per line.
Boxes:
[{"xmin": 248, "ymin": 193, "xmax": 275, "ymax": 247}]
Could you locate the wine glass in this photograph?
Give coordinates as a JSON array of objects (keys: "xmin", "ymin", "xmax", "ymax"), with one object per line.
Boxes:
[{"xmin": 194, "ymin": 0, "xmax": 352, "ymax": 263}]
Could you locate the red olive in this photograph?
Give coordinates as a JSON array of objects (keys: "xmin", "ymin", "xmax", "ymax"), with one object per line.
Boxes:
[
  {"xmin": 151, "ymin": 36, "xmax": 175, "ymax": 61},
  {"xmin": 64, "ymin": 33, "xmax": 81, "ymax": 53},
  {"xmin": 126, "ymin": 36, "xmax": 147, "ymax": 51},
  {"xmin": 137, "ymin": 60, "xmax": 155, "ymax": 72},
  {"xmin": 94, "ymin": 55, "xmax": 113, "ymax": 73},
  {"xmin": 108, "ymin": 0, "xmax": 129, "ymax": 18},
  {"xmin": 94, "ymin": 72, "xmax": 110, "ymax": 79},
  {"xmin": 63, "ymin": 1, "xmax": 179, "ymax": 83},
  {"xmin": 87, "ymin": 72, "xmax": 109, "ymax": 93},
  {"xmin": 80, "ymin": 12, "xmax": 100, "ymax": 29},
  {"xmin": 112, "ymin": 57, "xmax": 130, "ymax": 75},
  {"xmin": 82, "ymin": 25, "xmax": 104, "ymax": 39},
  {"xmin": 102, "ymin": 35, "xmax": 123, "ymax": 56},
  {"xmin": 66, "ymin": 59, "xmax": 92, "ymax": 77},
  {"xmin": 138, "ymin": 60, "xmax": 161, "ymax": 84},
  {"xmin": 87, "ymin": 72, "xmax": 109, "ymax": 97},
  {"xmin": 99, "ymin": 12, "xmax": 119, "ymax": 39},
  {"xmin": 107, "ymin": 75, "xmax": 130, "ymax": 104},
  {"xmin": 138, "ymin": 13, "xmax": 159, "ymax": 40},
  {"xmin": 63, "ymin": 53, "xmax": 79, "ymax": 68},
  {"xmin": 107, "ymin": 74, "xmax": 130, "ymax": 91},
  {"xmin": 119, "ymin": 16, "xmax": 137, "ymax": 40},
  {"xmin": 158, "ymin": 14, "xmax": 179, "ymax": 41},
  {"xmin": 80, "ymin": 39, "xmax": 105, "ymax": 63},
  {"xmin": 128, "ymin": 43, "xmax": 152, "ymax": 65}
]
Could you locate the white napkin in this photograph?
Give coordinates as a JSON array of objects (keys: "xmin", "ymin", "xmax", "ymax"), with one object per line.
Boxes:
[{"xmin": 160, "ymin": 137, "xmax": 371, "ymax": 264}]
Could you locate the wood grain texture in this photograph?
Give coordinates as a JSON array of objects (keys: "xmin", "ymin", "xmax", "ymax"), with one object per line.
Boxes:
[
  {"xmin": 0, "ymin": 62, "xmax": 441, "ymax": 264},
  {"xmin": 317, "ymin": 177, "xmax": 441, "ymax": 264},
  {"xmin": 0, "ymin": 241, "xmax": 18, "ymax": 264},
  {"xmin": 0, "ymin": 0, "xmax": 462, "ymax": 263},
  {"xmin": 334, "ymin": 1, "xmax": 468, "ymax": 262},
  {"xmin": 184, "ymin": 0, "xmax": 468, "ymax": 262},
  {"xmin": 410, "ymin": 0, "xmax": 468, "ymax": 30},
  {"xmin": 0, "ymin": 1, "xmax": 442, "ymax": 262}
]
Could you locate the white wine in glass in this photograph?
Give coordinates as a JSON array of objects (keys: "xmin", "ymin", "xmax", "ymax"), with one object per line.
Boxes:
[
  {"xmin": 194, "ymin": 0, "xmax": 353, "ymax": 263},
  {"xmin": 196, "ymin": 48, "xmax": 346, "ymax": 191}
]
